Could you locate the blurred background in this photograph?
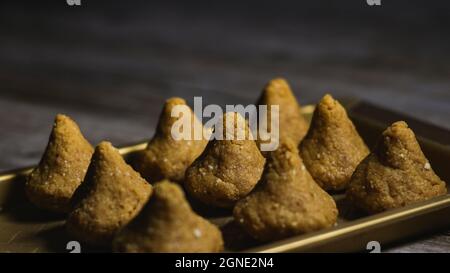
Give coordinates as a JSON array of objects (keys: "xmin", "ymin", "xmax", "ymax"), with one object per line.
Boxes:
[{"xmin": 0, "ymin": 0, "xmax": 449, "ymax": 170}]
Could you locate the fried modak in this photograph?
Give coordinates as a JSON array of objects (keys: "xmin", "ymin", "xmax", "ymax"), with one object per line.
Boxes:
[
  {"xmin": 234, "ymin": 139, "xmax": 338, "ymax": 241},
  {"xmin": 300, "ymin": 94, "xmax": 369, "ymax": 191},
  {"xmin": 113, "ymin": 180, "xmax": 224, "ymax": 253},
  {"xmin": 185, "ymin": 112, "xmax": 265, "ymax": 208},
  {"xmin": 66, "ymin": 142, "xmax": 152, "ymax": 246},
  {"xmin": 133, "ymin": 97, "xmax": 208, "ymax": 183},
  {"xmin": 25, "ymin": 114, "xmax": 94, "ymax": 213},
  {"xmin": 347, "ymin": 121, "xmax": 447, "ymax": 214}
]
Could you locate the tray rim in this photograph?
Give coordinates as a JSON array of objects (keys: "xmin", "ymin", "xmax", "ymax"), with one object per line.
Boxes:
[{"xmin": 245, "ymin": 194, "xmax": 450, "ymax": 253}]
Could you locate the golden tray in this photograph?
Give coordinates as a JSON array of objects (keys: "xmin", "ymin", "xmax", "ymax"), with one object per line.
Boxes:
[{"xmin": 0, "ymin": 100, "xmax": 449, "ymax": 253}]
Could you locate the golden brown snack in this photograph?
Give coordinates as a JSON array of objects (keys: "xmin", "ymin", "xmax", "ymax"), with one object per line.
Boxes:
[
  {"xmin": 25, "ymin": 114, "xmax": 94, "ymax": 213},
  {"xmin": 133, "ymin": 97, "xmax": 208, "ymax": 183},
  {"xmin": 256, "ymin": 78, "xmax": 309, "ymax": 148},
  {"xmin": 347, "ymin": 121, "xmax": 447, "ymax": 214},
  {"xmin": 233, "ymin": 139, "xmax": 338, "ymax": 242},
  {"xmin": 185, "ymin": 112, "xmax": 265, "ymax": 208},
  {"xmin": 300, "ymin": 94, "xmax": 369, "ymax": 191},
  {"xmin": 66, "ymin": 141, "xmax": 152, "ymax": 246},
  {"xmin": 113, "ymin": 180, "xmax": 224, "ymax": 253}
]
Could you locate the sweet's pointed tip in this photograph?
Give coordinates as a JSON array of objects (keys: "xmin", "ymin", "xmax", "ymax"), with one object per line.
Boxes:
[
  {"xmin": 264, "ymin": 78, "xmax": 292, "ymax": 95},
  {"xmin": 165, "ymin": 97, "xmax": 187, "ymax": 106}
]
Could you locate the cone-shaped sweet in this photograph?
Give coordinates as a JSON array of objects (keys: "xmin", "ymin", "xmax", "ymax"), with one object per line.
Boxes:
[
  {"xmin": 233, "ymin": 139, "xmax": 338, "ymax": 242},
  {"xmin": 133, "ymin": 97, "xmax": 208, "ymax": 183},
  {"xmin": 347, "ymin": 121, "xmax": 447, "ymax": 214},
  {"xmin": 185, "ymin": 112, "xmax": 266, "ymax": 208},
  {"xmin": 25, "ymin": 114, "xmax": 94, "ymax": 213},
  {"xmin": 300, "ymin": 94, "xmax": 369, "ymax": 191},
  {"xmin": 256, "ymin": 78, "xmax": 309, "ymax": 148},
  {"xmin": 113, "ymin": 180, "xmax": 224, "ymax": 253},
  {"xmin": 66, "ymin": 141, "xmax": 152, "ymax": 246}
]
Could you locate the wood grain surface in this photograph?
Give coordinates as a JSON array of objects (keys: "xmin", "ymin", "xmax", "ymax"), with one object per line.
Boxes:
[{"xmin": 0, "ymin": 0, "xmax": 448, "ymax": 252}]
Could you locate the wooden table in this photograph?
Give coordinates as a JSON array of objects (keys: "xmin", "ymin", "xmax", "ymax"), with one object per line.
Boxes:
[{"xmin": 0, "ymin": 1, "xmax": 449, "ymax": 252}]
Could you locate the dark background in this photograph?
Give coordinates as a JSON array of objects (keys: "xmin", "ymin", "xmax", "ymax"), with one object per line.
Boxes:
[{"xmin": 0, "ymin": 0, "xmax": 449, "ymax": 252}]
